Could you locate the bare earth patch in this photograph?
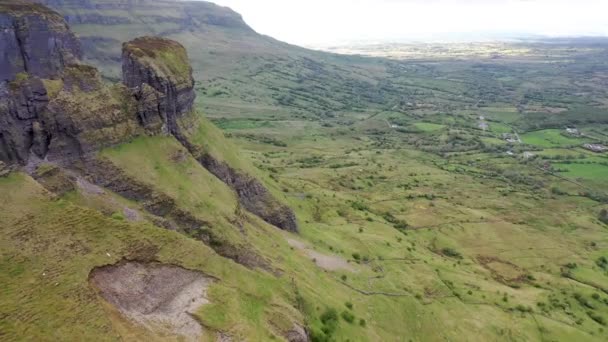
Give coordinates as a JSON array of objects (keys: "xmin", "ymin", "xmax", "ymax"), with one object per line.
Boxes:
[
  {"xmin": 287, "ymin": 238, "xmax": 355, "ymax": 272},
  {"xmin": 90, "ymin": 261, "xmax": 213, "ymax": 340},
  {"xmin": 477, "ymin": 255, "xmax": 527, "ymax": 285}
]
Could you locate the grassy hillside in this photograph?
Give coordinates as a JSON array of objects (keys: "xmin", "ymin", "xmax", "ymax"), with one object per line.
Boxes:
[{"xmin": 3, "ymin": 1, "xmax": 607, "ymax": 341}]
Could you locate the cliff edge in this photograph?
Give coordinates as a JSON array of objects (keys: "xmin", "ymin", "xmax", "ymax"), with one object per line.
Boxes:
[{"xmin": 0, "ymin": 3, "xmax": 297, "ymax": 232}]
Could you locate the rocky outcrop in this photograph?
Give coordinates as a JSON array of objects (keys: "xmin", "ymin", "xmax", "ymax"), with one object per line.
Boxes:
[
  {"xmin": 0, "ymin": 1, "xmax": 81, "ymax": 81},
  {"xmin": 196, "ymin": 153, "xmax": 298, "ymax": 233},
  {"xmin": 0, "ymin": 2, "xmax": 141, "ymax": 165},
  {"xmin": 122, "ymin": 37, "xmax": 298, "ymax": 232},
  {"xmin": 0, "ymin": 66, "xmax": 142, "ymax": 165},
  {"xmin": 0, "ymin": 76, "xmax": 49, "ymax": 163},
  {"xmin": 1, "ymin": 3, "xmax": 297, "ymax": 233},
  {"xmin": 122, "ymin": 37, "xmax": 195, "ymax": 136}
]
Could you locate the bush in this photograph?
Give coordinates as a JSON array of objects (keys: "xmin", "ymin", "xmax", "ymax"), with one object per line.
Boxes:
[
  {"xmin": 359, "ymin": 319, "xmax": 366, "ymax": 327},
  {"xmin": 441, "ymin": 247, "xmax": 463, "ymax": 259},
  {"xmin": 597, "ymin": 256, "xmax": 608, "ymax": 270},
  {"xmin": 341, "ymin": 310, "xmax": 355, "ymax": 323},
  {"xmin": 351, "ymin": 201, "xmax": 369, "ymax": 211},
  {"xmin": 345, "ymin": 301, "xmax": 353, "ymax": 310},
  {"xmin": 111, "ymin": 212, "xmax": 125, "ymax": 221},
  {"xmin": 352, "ymin": 253, "xmax": 361, "ymax": 261},
  {"xmin": 600, "ymin": 209, "xmax": 608, "ymax": 224},
  {"xmin": 320, "ymin": 308, "xmax": 338, "ymax": 326},
  {"xmin": 587, "ymin": 311, "xmax": 606, "ymax": 326},
  {"xmin": 310, "ymin": 308, "xmax": 339, "ymax": 342}
]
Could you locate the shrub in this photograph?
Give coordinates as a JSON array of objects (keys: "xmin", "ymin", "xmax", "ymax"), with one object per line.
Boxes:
[
  {"xmin": 352, "ymin": 253, "xmax": 361, "ymax": 261},
  {"xmin": 320, "ymin": 308, "xmax": 338, "ymax": 326},
  {"xmin": 345, "ymin": 302, "xmax": 353, "ymax": 310},
  {"xmin": 359, "ymin": 319, "xmax": 366, "ymax": 327},
  {"xmin": 341, "ymin": 310, "xmax": 355, "ymax": 323},
  {"xmin": 587, "ymin": 311, "xmax": 606, "ymax": 326},
  {"xmin": 351, "ymin": 201, "xmax": 369, "ymax": 211},
  {"xmin": 441, "ymin": 247, "xmax": 463, "ymax": 259},
  {"xmin": 111, "ymin": 212, "xmax": 125, "ymax": 221},
  {"xmin": 597, "ymin": 256, "xmax": 608, "ymax": 270},
  {"xmin": 600, "ymin": 209, "xmax": 608, "ymax": 224}
]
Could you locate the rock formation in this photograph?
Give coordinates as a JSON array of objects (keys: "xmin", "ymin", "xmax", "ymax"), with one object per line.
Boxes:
[
  {"xmin": 0, "ymin": 2, "xmax": 81, "ymax": 81},
  {"xmin": 121, "ymin": 36, "xmax": 298, "ymax": 232},
  {"xmin": 1, "ymin": 2, "xmax": 297, "ymax": 232},
  {"xmin": 0, "ymin": 2, "xmax": 141, "ymax": 164},
  {"xmin": 122, "ymin": 36, "xmax": 195, "ymax": 136}
]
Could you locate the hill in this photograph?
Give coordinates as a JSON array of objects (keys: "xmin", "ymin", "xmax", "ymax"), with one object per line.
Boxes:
[{"xmin": 2, "ymin": 1, "xmax": 608, "ymax": 341}]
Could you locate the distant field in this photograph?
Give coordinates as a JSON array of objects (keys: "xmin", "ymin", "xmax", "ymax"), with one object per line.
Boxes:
[
  {"xmin": 214, "ymin": 118, "xmax": 275, "ymax": 130},
  {"xmin": 521, "ymin": 129, "xmax": 586, "ymax": 147},
  {"xmin": 413, "ymin": 122, "xmax": 445, "ymax": 132},
  {"xmin": 489, "ymin": 122, "xmax": 513, "ymax": 134},
  {"xmin": 555, "ymin": 162, "xmax": 608, "ymax": 181}
]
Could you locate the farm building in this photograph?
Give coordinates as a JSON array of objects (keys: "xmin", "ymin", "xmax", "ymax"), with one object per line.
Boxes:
[{"xmin": 583, "ymin": 144, "xmax": 607, "ymax": 153}]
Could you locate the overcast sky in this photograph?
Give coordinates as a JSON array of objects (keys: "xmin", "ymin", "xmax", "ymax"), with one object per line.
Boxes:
[{"xmin": 207, "ymin": 0, "xmax": 608, "ymax": 46}]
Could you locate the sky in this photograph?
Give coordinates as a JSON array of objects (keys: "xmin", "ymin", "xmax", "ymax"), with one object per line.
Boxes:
[{"xmin": 206, "ymin": 0, "xmax": 608, "ymax": 47}]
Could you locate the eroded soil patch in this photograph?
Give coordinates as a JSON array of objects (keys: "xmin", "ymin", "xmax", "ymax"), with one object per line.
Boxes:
[
  {"xmin": 477, "ymin": 255, "xmax": 528, "ymax": 285},
  {"xmin": 90, "ymin": 261, "xmax": 213, "ymax": 340},
  {"xmin": 287, "ymin": 238, "xmax": 355, "ymax": 272}
]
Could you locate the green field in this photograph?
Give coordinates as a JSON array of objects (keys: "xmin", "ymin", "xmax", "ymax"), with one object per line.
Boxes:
[
  {"xmin": 521, "ymin": 129, "xmax": 586, "ymax": 147},
  {"xmin": 413, "ymin": 122, "xmax": 446, "ymax": 132},
  {"xmin": 555, "ymin": 162, "xmax": 608, "ymax": 181}
]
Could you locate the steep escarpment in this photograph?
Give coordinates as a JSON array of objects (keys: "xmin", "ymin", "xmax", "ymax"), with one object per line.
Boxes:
[
  {"xmin": 0, "ymin": 2, "xmax": 143, "ymax": 165},
  {"xmin": 0, "ymin": 1, "xmax": 81, "ymax": 81},
  {"xmin": 0, "ymin": 65, "xmax": 141, "ymax": 164},
  {"xmin": 1, "ymin": 2, "xmax": 296, "ymax": 233},
  {"xmin": 122, "ymin": 36, "xmax": 298, "ymax": 232}
]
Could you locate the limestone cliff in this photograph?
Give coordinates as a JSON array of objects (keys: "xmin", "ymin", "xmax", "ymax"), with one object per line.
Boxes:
[
  {"xmin": 0, "ymin": 1, "xmax": 81, "ymax": 81},
  {"xmin": 122, "ymin": 36, "xmax": 195, "ymax": 136},
  {"xmin": 121, "ymin": 36, "xmax": 298, "ymax": 232},
  {"xmin": 0, "ymin": 3, "xmax": 297, "ymax": 232}
]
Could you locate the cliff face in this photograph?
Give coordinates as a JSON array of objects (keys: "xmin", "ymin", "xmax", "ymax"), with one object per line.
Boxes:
[
  {"xmin": 0, "ymin": 2, "xmax": 81, "ymax": 81},
  {"xmin": 0, "ymin": 2, "xmax": 141, "ymax": 165},
  {"xmin": 121, "ymin": 36, "xmax": 298, "ymax": 232},
  {"xmin": 1, "ymin": 4, "xmax": 297, "ymax": 232},
  {"xmin": 0, "ymin": 65, "xmax": 141, "ymax": 165},
  {"xmin": 122, "ymin": 36, "xmax": 195, "ymax": 136}
]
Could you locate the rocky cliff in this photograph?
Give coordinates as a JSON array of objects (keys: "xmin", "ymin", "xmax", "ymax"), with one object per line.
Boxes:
[
  {"xmin": 1, "ymin": 2, "xmax": 297, "ymax": 232},
  {"xmin": 0, "ymin": 1, "xmax": 81, "ymax": 81},
  {"xmin": 0, "ymin": 2, "xmax": 141, "ymax": 164},
  {"xmin": 122, "ymin": 36, "xmax": 195, "ymax": 136},
  {"xmin": 121, "ymin": 36, "xmax": 298, "ymax": 232}
]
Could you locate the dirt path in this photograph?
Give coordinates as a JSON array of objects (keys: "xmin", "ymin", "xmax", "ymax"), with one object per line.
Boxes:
[
  {"xmin": 287, "ymin": 238, "xmax": 355, "ymax": 272},
  {"xmin": 90, "ymin": 262, "xmax": 214, "ymax": 341}
]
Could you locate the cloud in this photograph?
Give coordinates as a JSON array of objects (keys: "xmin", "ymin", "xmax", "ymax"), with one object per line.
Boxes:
[{"xmin": 209, "ymin": 0, "xmax": 608, "ymax": 45}]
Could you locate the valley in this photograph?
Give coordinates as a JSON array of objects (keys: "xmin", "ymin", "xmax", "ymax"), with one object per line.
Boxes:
[{"xmin": 1, "ymin": 1, "xmax": 607, "ymax": 341}]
